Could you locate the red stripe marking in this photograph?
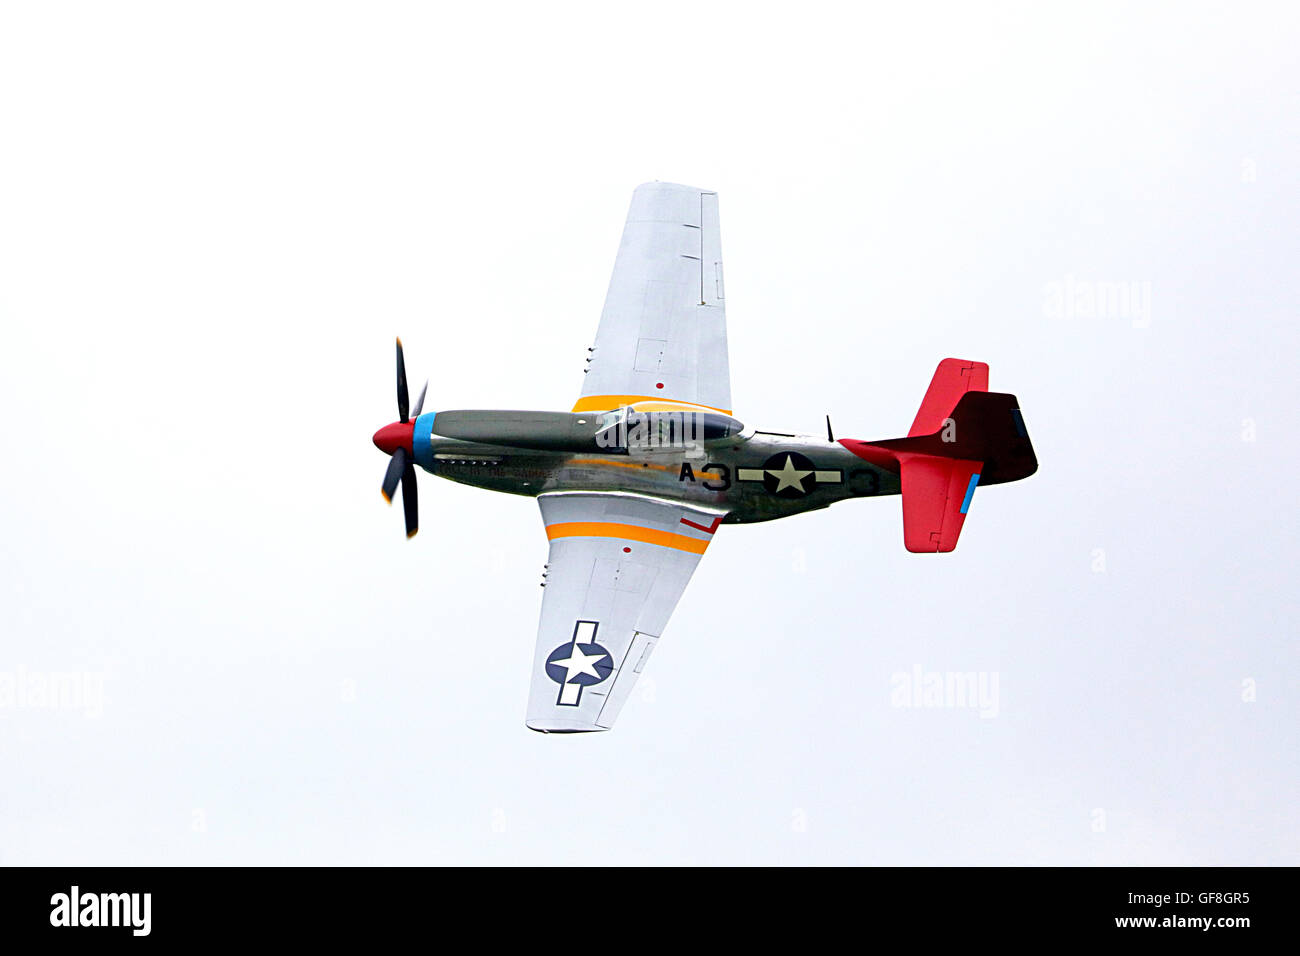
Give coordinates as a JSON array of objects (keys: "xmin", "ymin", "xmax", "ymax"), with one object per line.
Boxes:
[{"xmin": 679, "ymin": 515, "xmax": 723, "ymax": 534}]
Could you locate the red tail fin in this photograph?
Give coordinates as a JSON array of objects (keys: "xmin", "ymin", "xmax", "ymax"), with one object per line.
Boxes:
[
  {"xmin": 897, "ymin": 455, "xmax": 982, "ymax": 552},
  {"xmin": 908, "ymin": 358, "xmax": 989, "ymax": 437},
  {"xmin": 839, "ymin": 360, "xmax": 1036, "ymax": 553}
]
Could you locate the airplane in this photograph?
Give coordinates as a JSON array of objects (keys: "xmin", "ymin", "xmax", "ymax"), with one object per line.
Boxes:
[{"xmin": 372, "ymin": 182, "xmax": 1037, "ymax": 733}]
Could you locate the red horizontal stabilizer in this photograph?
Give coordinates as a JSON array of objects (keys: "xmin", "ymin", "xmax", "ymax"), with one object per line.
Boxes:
[
  {"xmin": 909, "ymin": 359, "xmax": 989, "ymax": 437},
  {"xmin": 898, "ymin": 454, "xmax": 983, "ymax": 553}
]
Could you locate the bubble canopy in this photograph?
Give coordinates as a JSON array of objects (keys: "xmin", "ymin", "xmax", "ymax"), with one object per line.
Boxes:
[{"xmin": 594, "ymin": 408, "xmax": 744, "ymax": 449}]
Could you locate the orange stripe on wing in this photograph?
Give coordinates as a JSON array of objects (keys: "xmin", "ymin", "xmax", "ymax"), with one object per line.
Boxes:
[
  {"xmin": 571, "ymin": 395, "xmax": 733, "ymax": 415},
  {"xmin": 545, "ymin": 521, "xmax": 711, "ymax": 554}
]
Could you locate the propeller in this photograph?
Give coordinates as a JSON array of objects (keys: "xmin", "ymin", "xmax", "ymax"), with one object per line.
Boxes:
[{"xmin": 375, "ymin": 338, "xmax": 426, "ymax": 538}]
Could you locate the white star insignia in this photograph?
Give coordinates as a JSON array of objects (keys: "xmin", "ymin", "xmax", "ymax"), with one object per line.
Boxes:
[
  {"xmin": 767, "ymin": 455, "xmax": 812, "ymax": 493},
  {"xmin": 550, "ymin": 644, "xmax": 608, "ymax": 682}
]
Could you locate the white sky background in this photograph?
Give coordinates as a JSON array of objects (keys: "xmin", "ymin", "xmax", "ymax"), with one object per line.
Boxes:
[{"xmin": 0, "ymin": 1, "xmax": 1296, "ymax": 864}]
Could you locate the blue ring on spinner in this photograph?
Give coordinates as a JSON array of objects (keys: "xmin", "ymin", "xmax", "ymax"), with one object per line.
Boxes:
[{"xmin": 413, "ymin": 412, "xmax": 437, "ymax": 470}]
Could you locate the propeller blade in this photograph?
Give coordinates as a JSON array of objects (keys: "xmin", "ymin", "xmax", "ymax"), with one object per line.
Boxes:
[
  {"xmin": 381, "ymin": 446, "xmax": 407, "ymax": 503},
  {"xmin": 396, "ymin": 337, "xmax": 410, "ymax": 422},
  {"xmin": 411, "ymin": 380, "xmax": 427, "ymax": 419},
  {"xmin": 401, "ymin": 461, "xmax": 418, "ymax": 538}
]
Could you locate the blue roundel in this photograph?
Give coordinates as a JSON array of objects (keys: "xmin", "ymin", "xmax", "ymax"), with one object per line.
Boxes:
[{"xmin": 545, "ymin": 642, "xmax": 614, "ymax": 687}]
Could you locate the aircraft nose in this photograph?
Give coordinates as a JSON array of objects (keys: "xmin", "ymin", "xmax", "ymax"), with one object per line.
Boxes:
[{"xmin": 373, "ymin": 421, "xmax": 415, "ymax": 455}]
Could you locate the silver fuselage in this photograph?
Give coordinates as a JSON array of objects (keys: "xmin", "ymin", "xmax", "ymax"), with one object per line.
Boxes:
[{"xmin": 419, "ymin": 425, "xmax": 899, "ymax": 524}]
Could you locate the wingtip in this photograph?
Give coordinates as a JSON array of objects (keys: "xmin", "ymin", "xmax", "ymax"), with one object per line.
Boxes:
[
  {"xmin": 634, "ymin": 180, "xmax": 713, "ymax": 195},
  {"xmin": 526, "ymin": 721, "xmax": 609, "ymax": 734}
]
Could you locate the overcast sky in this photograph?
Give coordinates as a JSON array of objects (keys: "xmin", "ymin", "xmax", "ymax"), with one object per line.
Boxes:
[{"xmin": 1, "ymin": 1, "xmax": 1296, "ymax": 864}]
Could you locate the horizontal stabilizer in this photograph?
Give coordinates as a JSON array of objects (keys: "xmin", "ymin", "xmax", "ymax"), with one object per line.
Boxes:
[
  {"xmin": 872, "ymin": 391, "xmax": 1037, "ymax": 486},
  {"xmin": 898, "ymin": 455, "xmax": 982, "ymax": 552}
]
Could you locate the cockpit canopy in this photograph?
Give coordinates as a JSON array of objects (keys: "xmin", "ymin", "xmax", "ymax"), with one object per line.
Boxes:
[{"xmin": 594, "ymin": 407, "xmax": 744, "ymax": 452}]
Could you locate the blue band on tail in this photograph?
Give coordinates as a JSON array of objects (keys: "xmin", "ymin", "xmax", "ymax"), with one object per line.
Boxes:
[{"xmin": 959, "ymin": 473, "xmax": 980, "ymax": 515}]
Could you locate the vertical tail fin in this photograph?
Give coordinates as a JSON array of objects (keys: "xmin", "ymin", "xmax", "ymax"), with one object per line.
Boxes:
[{"xmin": 908, "ymin": 358, "xmax": 989, "ymax": 437}]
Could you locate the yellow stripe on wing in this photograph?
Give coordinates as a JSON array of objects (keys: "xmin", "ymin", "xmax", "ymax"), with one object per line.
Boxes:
[
  {"xmin": 572, "ymin": 395, "xmax": 733, "ymax": 415},
  {"xmin": 545, "ymin": 521, "xmax": 711, "ymax": 554}
]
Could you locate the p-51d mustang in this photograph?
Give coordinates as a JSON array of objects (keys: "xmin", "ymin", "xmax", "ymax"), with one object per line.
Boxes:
[{"xmin": 373, "ymin": 183, "xmax": 1037, "ymax": 732}]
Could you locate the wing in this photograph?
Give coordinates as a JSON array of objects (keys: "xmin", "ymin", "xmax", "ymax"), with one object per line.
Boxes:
[
  {"xmin": 575, "ymin": 182, "xmax": 731, "ymax": 416},
  {"xmin": 526, "ymin": 491, "xmax": 725, "ymax": 732}
]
